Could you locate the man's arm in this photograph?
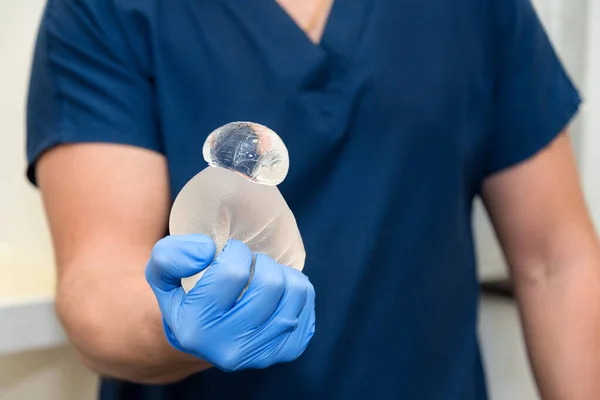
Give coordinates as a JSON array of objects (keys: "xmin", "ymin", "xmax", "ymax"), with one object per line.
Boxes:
[
  {"xmin": 37, "ymin": 143, "xmax": 210, "ymax": 384},
  {"xmin": 482, "ymin": 131, "xmax": 600, "ymax": 400}
]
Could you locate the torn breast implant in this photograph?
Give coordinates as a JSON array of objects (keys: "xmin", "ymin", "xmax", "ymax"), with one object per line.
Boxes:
[{"xmin": 169, "ymin": 122, "xmax": 306, "ymax": 293}]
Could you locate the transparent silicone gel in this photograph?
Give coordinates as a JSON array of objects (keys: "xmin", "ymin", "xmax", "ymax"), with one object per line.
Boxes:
[{"xmin": 169, "ymin": 122, "xmax": 306, "ymax": 293}]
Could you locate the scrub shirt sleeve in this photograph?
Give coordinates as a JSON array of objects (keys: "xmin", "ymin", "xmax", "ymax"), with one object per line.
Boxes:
[
  {"xmin": 484, "ymin": 0, "xmax": 582, "ymax": 177},
  {"xmin": 26, "ymin": 0, "xmax": 161, "ymax": 185}
]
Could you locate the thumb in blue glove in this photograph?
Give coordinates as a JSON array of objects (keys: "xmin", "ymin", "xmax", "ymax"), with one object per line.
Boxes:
[{"xmin": 145, "ymin": 234, "xmax": 316, "ymax": 372}]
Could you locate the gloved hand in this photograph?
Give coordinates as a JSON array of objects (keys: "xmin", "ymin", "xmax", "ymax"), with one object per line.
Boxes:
[{"xmin": 145, "ymin": 234, "xmax": 316, "ymax": 372}]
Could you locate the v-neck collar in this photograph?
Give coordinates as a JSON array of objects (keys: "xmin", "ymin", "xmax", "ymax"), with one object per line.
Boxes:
[{"xmin": 213, "ymin": 0, "xmax": 373, "ymax": 85}]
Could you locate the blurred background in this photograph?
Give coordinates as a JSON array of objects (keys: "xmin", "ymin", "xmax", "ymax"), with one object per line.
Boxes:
[{"xmin": 1, "ymin": 1, "xmax": 599, "ymax": 399}]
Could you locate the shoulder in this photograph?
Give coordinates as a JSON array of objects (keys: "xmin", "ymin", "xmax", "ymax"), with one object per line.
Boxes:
[
  {"xmin": 45, "ymin": 0, "xmax": 159, "ymax": 25},
  {"xmin": 44, "ymin": 0, "xmax": 162, "ymax": 77}
]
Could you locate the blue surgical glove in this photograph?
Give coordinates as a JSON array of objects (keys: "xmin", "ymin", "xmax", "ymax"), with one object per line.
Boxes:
[{"xmin": 145, "ymin": 234, "xmax": 316, "ymax": 372}]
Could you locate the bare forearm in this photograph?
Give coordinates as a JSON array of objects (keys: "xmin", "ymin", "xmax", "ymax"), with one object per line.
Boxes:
[
  {"xmin": 56, "ymin": 258, "xmax": 211, "ymax": 384},
  {"xmin": 516, "ymin": 257, "xmax": 600, "ymax": 400}
]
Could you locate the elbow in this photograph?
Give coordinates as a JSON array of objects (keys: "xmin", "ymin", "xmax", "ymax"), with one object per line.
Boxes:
[
  {"xmin": 54, "ymin": 279, "xmax": 200, "ymax": 385},
  {"xmin": 54, "ymin": 290, "xmax": 128, "ymax": 379},
  {"xmin": 76, "ymin": 353, "xmax": 190, "ymax": 385},
  {"xmin": 510, "ymin": 249, "xmax": 600, "ymax": 297},
  {"xmin": 56, "ymin": 301, "xmax": 182, "ymax": 384},
  {"xmin": 53, "ymin": 284, "xmax": 144, "ymax": 383}
]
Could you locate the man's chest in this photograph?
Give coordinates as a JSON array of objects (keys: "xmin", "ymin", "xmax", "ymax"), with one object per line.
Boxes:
[{"xmin": 151, "ymin": 0, "xmax": 495, "ymax": 198}]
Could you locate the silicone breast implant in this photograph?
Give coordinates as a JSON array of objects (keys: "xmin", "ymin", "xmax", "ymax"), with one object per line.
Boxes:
[
  {"xmin": 169, "ymin": 122, "xmax": 306, "ymax": 293},
  {"xmin": 203, "ymin": 121, "xmax": 290, "ymax": 185}
]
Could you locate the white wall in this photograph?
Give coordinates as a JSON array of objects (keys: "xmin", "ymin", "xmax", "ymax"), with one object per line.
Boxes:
[
  {"xmin": 0, "ymin": 2, "xmax": 98, "ymax": 399},
  {"xmin": 0, "ymin": 347, "xmax": 97, "ymax": 400},
  {"xmin": 580, "ymin": 0, "xmax": 600, "ymax": 229},
  {"xmin": 0, "ymin": 1, "xmax": 57, "ymax": 295}
]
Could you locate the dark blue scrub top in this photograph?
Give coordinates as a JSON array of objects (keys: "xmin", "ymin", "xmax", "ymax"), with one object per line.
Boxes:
[{"xmin": 27, "ymin": 0, "xmax": 581, "ymax": 399}]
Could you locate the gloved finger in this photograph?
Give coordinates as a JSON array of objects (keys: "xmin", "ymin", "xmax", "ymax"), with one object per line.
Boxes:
[
  {"xmin": 232, "ymin": 253, "xmax": 286, "ymax": 328},
  {"xmin": 159, "ymin": 287, "xmax": 186, "ymax": 338},
  {"xmin": 249, "ymin": 267, "xmax": 310, "ymax": 345},
  {"xmin": 273, "ymin": 266, "xmax": 309, "ymax": 324},
  {"xmin": 145, "ymin": 234, "xmax": 216, "ymax": 293},
  {"xmin": 185, "ymin": 239, "xmax": 253, "ymax": 316},
  {"xmin": 279, "ymin": 279, "xmax": 316, "ymax": 363}
]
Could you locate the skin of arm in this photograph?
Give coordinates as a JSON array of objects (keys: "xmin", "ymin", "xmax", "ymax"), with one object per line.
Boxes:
[
  {"xmin": 482, "ymin": 131, "xmax": 600, "ymax": 400},
  {"xmin": 37, "ymin": 143, "xmax": 212, "ymax": 384}
]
